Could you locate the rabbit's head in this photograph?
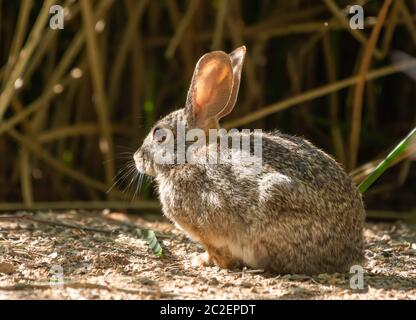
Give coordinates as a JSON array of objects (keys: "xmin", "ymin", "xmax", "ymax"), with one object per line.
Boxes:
[{"xmin": 134, "ymin": 46, "xmax": 246, "ymax": 177}]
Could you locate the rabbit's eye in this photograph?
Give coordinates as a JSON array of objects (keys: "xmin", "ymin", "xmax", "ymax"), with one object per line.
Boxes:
[{"xmin": 153, "ymin": 127, "xmax": 168, "ymax": 143}]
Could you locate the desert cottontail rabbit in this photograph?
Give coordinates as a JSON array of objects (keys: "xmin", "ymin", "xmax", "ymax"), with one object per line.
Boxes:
[{"xmin": 134, "ymin": 46, "xmax": 365, "ymax": 274}]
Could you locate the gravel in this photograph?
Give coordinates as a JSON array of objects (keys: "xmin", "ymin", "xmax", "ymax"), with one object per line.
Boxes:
[{"xmin": 0, "ymin": 210, "xmax": 415, "ymax": 299}]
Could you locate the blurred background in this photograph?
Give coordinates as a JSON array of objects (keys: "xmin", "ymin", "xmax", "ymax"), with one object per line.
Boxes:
[{"xmin": 0, "ymin": 0, "xmax": 415, "ymax": 218}]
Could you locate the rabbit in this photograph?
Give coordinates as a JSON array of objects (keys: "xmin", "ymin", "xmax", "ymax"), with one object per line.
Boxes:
[{"xmin": 134, "ymin": 46, "xmax": 366, "ymax": 275}]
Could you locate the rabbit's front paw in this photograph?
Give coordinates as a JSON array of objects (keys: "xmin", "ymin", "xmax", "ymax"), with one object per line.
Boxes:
[{"xmin": 191, "ymin": 252, "xmax": 214, "ymax": 268}]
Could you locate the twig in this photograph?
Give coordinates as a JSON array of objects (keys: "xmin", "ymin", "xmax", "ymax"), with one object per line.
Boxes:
[
  {"xmin": 211, "ymin": 0, "xmax": 228, "ymax": 50},
  {"xmin": 80, "ymin": 0, "xmax": 115, "ymax": 186},
  {"xmin": 124, "ymin": 0, "xmax": 146, "ymax": 141},
  {"xmin": 0, "ymin": 210, "xmax": 167, "ymax": 240},
  {"xmin": 323, "ymin": 0, "xmax": 383, "ymax": 59},
  {"xmin": 164, "ymin": 0, "xmax": 194, "ymax": 78},
  {"xmin": 165, "ymin": 0, "xmax": 200, "ymax": 59},
  {"xmin": 398, "ymin": 0, "xmax": 416, "ymax": 46},
  {"xmin": 0, "ymin": 0, "xmax": 114, "ymax": 138},
  {"xmin": 39, "ymin": 0, "xmax": 113, "ymax": 92},
  {"xmin": 37, "ymin": 123, "xmax": 131, "ymax": 143},
  {"xmin": 0, "ymin": 75, "xmax": 72, "ymax": 136},
  {"xmin": 0, "ymin": 201, "xmax": 160, "ymax": 211},
  {"xmin": 322, "ymin": 34, "xmax": 346, "ymax": 165},
  {"xmin": 109, "ymin": 0, "xmax": 149, "ymax": 108},
  {"xmin": 23, "ymin": 0, "xmax": 79, "ymax": 82},
  {"xmin": 0, "ymin": 281, "xmax": 175, "ymax": 296},
  {"xmin": 366, "ymin": 210, "xmax": 416, "ymax": 221},
  {"xmin": 7, "ymin": 128, "xmax": 109, "ymax": 193},
  {"xmin": 0, "ymin": 0, "xmax": 55, "ymax": 120},
  {"xmin": 223, "ymin": 58, "xmax": 416, "ymax": 129},
  {"xmin": 226, "ymin": 5, "xmax": 261, "ymax": 111},
  {"xmin": 379, "ymin": 0, "xmax": 400, "ymax": 59},
  {"xmin": 144, "ymin": 15, "xmax": 416, "ymax": 47},
  {"xmin": 1, "ymin": 0, "xmax": 33, "ymax": 86},
  {"xmin": 348, "ymin": 0, "xmax": 393, "ymax": 170},
  {"xmin": 20, "ymin": 149, "xmax": 33, "ymax": 206},
  {"xmin": 0, "ymin": 213, "xmax": 117, "ymax": 234},
  {"xmin": 10, "ymin": 97, "xmax": 34, "ymax": 206}
]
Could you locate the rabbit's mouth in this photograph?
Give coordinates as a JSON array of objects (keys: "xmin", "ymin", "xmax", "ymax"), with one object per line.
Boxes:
[{"xmin": 134, "ymin": 149, "xmax": 156, "ymax": 177}]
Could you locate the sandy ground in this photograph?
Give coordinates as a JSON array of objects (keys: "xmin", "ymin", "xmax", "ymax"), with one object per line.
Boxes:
[{"xmin": 0, "ymin": 210, "xmax": 415, "ymax": 300}]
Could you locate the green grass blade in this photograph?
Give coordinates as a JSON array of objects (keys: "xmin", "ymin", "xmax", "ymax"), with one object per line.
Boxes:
[
  {"xmin": 359, "ymin": 127, "xmax": 416, "ymax": 193},
  {"xmin": 136, "ymin": 228, "xmax": 163, "ymax": 257}
]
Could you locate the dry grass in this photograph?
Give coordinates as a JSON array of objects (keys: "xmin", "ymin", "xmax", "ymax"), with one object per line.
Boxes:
[{"xmin": 0, "ymin": 1, "xmax": 415, "ymax": 213}]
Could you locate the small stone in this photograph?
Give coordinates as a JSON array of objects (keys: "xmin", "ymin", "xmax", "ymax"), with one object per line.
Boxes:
[
  {"xmin": 199, "ymin": 285, "xmax": 208, "ymax": 292},
  {"xmin": 287, "ymin": 274, "xmax": 310, "ymax": 281},
  {"xmin": 381, "ymin": 250, "xmax": 392, "ymax": 257},
  {"xmin": 208, "ymin": 277, "xmax": 219, "ymax": 286},
  {"xmin": 139, "ymin": 277, "xmax": 157, "ymax": 286},
  {"xmin": 411, "ymin": 243, "xmax": 416, "ymax": 250},
  {"xmin": 380, "ymin": 235, "xmax": 391, "ymax": 243},
  {"xmin": 48, "ymin": 252, "xmax": 58, "ymax": 259},
  {"xmin": 239, "ymin": 281, "xmax": 253, "ymax": 288},
  {"xmin": 292, "ymin": 287, "xmax": 307, "ymax": 294},
  {"xmin": 0, "ymin": 262, "xmax": 15, "ymax": 274}
]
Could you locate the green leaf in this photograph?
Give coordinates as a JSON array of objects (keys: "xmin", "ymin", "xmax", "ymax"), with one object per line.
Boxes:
[
  {"xmin": 359, "ymin": 127, "xmax": 416, "ymax": 193},
  {"xmin": 136, "ymin": 228, "xmax": 163, "ymax": 257}
]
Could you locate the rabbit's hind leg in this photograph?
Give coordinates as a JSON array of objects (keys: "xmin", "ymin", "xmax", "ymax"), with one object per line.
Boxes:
[
  {"xmin": 191, "ymin": 245, "xmax": 241, "ymax": 270},
  {"xmin": 191, "ymin": 251, "xmax": 214, "ymax": 268},
  {"xmin": 205, "ymin": 244, "xmax": 242, "ymax": 270}
]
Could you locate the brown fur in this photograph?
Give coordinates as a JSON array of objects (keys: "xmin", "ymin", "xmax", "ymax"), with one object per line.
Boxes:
[{"xmin": 134, "ymin": 47, "xmax": 366, "ymax": 274}]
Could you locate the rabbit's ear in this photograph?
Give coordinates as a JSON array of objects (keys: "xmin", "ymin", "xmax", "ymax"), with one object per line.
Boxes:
[
  {"xmin": 186, "ymin": 51, "xmax": 234, "ymax": 129},
  {"xmin": 216, "ymin": 46, "xmax": 246, "ymax": 120}
]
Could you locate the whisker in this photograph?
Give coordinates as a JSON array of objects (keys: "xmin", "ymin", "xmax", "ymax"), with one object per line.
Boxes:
[
  {"xmin": 133, "ymin": 172, "xmax": 144, "ymax": 200},
  {"xmin": 106, "ymin": 147, "xmax": 152, "ymax": 199},
  {"xmin": 114, "ymin": 152, "xmax": 135, "ymax": 156},
  {"xmin": 102, "ymin": 156, "xmax": 133, "ymax": 164},
  {"xmin": 125, "ymin": 171, "xmax": 138, "ymax": 193},
  {"xmin": 107, "ymin": 169, "xmax": 134, "ymax": 194},
  {"xmin": 116, "ymin": 145, "xmax": 136, "ymax": 152},
  {"xmin": 106, "ymin": 161, "xmax": 137, "ymax": 194}
]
